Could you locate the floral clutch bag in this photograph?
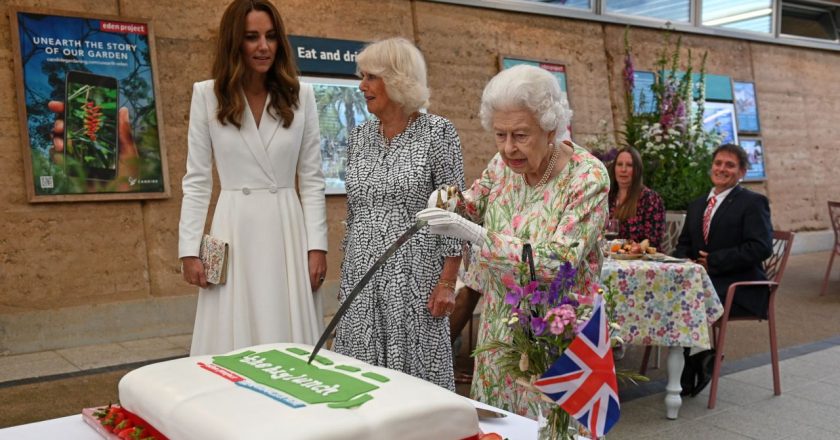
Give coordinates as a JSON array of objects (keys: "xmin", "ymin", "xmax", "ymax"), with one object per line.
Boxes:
[{"xmin": 199, "ymin": 234, "xmax": 229, "ymax": 284}]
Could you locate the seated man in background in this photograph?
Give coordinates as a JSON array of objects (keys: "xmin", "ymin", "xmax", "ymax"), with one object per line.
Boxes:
[{"xmin": 674, "ymin": 143, "xmax": 773, "ymax": 396}]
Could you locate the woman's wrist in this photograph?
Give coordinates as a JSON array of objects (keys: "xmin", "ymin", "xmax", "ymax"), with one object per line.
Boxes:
[{"xmin": 437, "ymin": 279, "xmax": 457, "ymax": 290}]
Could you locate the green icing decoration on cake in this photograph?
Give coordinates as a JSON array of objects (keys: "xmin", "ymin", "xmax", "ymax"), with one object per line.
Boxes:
[
  {"xmin": 361, "ymin": 372, "xmax": 390, "ymax": 383},
  {"xmin": 334, "ymin": 365, "xmax": 361, "ymax": 373},
  {"xmin": 313, "ymin": 355, "xmax": 333, "ymax": 366},
  {"xmin": 285, "ymin": 347, "xmax": 310, "ymax": 356},
  {"xmin": 212, "ymin": 350, "xmax": 379, "ymax": 406},
  {"xmin": 327, "ymin": 393, "xmax": 373, "ymax": 409}
]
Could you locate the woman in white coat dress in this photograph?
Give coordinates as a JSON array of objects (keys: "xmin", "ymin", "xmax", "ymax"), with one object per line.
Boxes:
[{"xmin": 179, "ymin": 0, "xmax": 327, "ymax": 356}]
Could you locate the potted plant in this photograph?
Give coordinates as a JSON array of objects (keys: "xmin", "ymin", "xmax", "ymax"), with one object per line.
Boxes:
[{"xmin": 621, "ymin": 29, "xmax": 723, "ymax": 211}]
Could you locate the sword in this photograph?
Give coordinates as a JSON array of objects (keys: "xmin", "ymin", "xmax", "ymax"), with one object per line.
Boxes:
[{"xmin": 307, "ymin": 219, "xmax": 427, "ymax": 364}]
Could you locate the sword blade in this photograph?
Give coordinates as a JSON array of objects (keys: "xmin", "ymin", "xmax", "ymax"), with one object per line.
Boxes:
[{"xmin": 307, "ymin": 220, "xmax": 427, "ymax": 364}]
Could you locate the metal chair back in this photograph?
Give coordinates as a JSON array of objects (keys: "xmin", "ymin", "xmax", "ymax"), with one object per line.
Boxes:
[
  {"xmin": 765, "ymin": 230, "xmax": 794, "ymax": 286},
  {"xmin": 822, "ymin": 202, "xmax": 840, "ymax": 296},
  {"xmin": 829, "ymin": 201, "xmax": 840, "ymax": 248}
]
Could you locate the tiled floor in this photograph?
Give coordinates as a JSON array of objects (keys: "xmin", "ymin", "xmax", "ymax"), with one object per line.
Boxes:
[
  {"xmin": 610, "ymin": 342, "xmax": 840, "ymax": 439},
  {"xmin": 0, "ymin": 334, "xmax": 190, "ymax": 384},
  {"xmin": 2, "ymin": 334, "xmax": 839, "ymax": 439}
]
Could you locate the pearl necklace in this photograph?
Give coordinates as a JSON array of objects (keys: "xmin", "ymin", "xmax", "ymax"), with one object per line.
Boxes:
[
  {"xmin": 379, "ymin": 113, "xmax": 417, "ymax": 148},
  {"xmin": 528, "ymin": 144, "xmax": 559, "ymax": 187}
]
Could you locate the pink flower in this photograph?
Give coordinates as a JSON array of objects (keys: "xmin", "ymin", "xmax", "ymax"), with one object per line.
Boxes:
[
  {"xmin": 512, "ymin": 215, "xmax": 523, "ymax": 229},
  {"xmin": 546, "ymin": 304, "xmax": 577, "ymax": 335},
  {"xmin": 501, "ymin": 272, "xmax": 516, "ymax": 289}
]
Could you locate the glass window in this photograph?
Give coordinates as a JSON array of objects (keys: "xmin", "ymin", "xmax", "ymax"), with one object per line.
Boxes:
[
  {"xmin": 781, "ymin": 1, "xmax": 839, "ymax": 41},
  {"xmin": 517, "ymin": 0, "xmax": 591, "ymax": 9},
  {"xmin": 702, "ymin": 0, "xmax": 773, "ymax": 34},
  {"xmin": 604, "ymin": 0, "xmax": 690, "ymax": 23}
]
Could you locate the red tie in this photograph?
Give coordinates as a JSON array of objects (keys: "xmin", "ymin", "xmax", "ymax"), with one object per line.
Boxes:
[{"xmin": 703, "ymin": 196, "xmax": 717, "ymax": 244}]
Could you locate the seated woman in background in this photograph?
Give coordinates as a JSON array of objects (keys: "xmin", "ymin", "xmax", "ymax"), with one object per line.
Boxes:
[{"xmin": 608, "ymin": 146, "xmax": 665, "ymax": 248}]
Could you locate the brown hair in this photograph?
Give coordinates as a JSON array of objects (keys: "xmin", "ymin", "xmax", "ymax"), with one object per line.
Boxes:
[
  {"xmin": 213, "ymin": 0, "xmax": 299, "ymax": 129},
  {"xmin": 713, "ymin": 143, "xmax": 749, "ymax": 170},
  {"xmin": 608, "ymin": 147, "xmax": 644, "ymax": 221}
]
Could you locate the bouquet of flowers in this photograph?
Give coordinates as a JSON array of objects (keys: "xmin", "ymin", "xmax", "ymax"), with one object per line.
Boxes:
[
  {"xmin": 622, "ymin": 29, "xmax": 723, "ymax": 210},
  {"xmin": 475, "ymin": 255, "xmax": 625, "ymax": 439}
]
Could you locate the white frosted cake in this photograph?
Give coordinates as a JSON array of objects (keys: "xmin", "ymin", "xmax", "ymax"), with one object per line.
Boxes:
[{"xmin": 118, "ymin": 343, "xmax": 480, "ymax": 440}]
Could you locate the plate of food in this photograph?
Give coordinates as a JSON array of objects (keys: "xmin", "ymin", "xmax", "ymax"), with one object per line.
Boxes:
[
  {"xmin": 644, "ymin": 253, "xmax": 691, "ymax": 263},
  {"xmin": 608, "ymin": 239, "xmax": 657, "ymax": 260},
  {"xmin": 610, "ymin": 252, "xmax": 645, "ymax": 260}
]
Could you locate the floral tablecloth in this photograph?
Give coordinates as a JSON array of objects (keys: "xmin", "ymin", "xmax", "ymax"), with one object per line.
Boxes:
[{"xmin": 601, "ymin": 258, "xmax": 723, "ymax": 349}]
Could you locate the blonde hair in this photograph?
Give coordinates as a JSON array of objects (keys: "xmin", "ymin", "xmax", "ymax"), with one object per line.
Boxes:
[
  {"xmin": 479, "ymin": 64, "xmax": 573, "ymax": 142},
  {"xmin": 356, "ymin": 37, "xmax": 430, "ymax": 113}
]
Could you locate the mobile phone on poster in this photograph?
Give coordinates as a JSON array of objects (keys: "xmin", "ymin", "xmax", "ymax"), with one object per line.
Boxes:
[{"xmin": 63, "ymin": 71, "xmax": 119, "ymax": 181}]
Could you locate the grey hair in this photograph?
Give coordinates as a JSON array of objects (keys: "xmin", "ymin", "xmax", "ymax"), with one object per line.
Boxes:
[
  {"xmin": 479, "ymin": 64, "xmax": 573, "ymax": 141},
  {"xmin": 356, "ymin": 37, "xmax": 430, "ymax": 113}
]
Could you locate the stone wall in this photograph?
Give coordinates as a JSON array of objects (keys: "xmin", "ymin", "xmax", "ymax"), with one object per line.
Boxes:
[{"xmin": 1, "ymin": 0, "xmax": 837, "ymax": 354}]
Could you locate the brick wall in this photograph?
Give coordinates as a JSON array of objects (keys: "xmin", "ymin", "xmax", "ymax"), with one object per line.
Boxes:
[{"xmin": 1, "ymin": 0, "xmax": 837, "ymax": 352}]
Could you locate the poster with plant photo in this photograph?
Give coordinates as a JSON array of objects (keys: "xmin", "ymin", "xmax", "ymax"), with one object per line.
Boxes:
[
  {"xmin": 302, "ymin": 76, "xmax": 372, "ymax": 195},
  {"xmin": 10, "ymin": 8, "xmax": 169, "ymax": 202},
  {"xmin": 739, "ymin": 137, "xmax": 766, "ymax": 181},
  {"xmin": 733, "ymin": 81, "xmax": 760, "ymax": 134}
]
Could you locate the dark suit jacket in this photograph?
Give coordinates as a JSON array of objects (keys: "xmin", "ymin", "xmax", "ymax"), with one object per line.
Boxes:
[{"xmin": 674, "ymin": 185, "xmax": 773, "ymax": 318}]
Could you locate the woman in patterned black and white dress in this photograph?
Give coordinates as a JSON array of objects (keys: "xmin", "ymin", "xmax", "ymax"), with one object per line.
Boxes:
[{"xmin": 333, "ymin": 38, "xmax": 465, "ymax": 390}]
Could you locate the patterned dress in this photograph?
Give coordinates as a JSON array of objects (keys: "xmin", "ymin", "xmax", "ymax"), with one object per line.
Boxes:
[
  {"xmin": 334, "ymin": 113, "xmax": 465, "ymax": 391},
  {"xmin": 460, "ymin": 142, "xmax": 609, "ymax": 418},
  {"xmin": 609, "ymin": 186, "xmax": 666, "ymax": 248}
]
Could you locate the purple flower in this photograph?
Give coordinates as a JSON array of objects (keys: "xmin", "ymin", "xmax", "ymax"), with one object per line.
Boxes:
[
  {"xmin": 530, "ymin": 289, "xmax": 547, "ymax": 305},
  {"xmin": 623, "ymin": 53, "xmax": 635, "ymax": 92},
  {"xmin": 548, "ymin": 283, "xmax": 561, "ymax": 305},
  {"xmin": 548, "ymin": 262, "xmax": 578, "ymax": 304},
  {"xmin": 592, "ymin": 147, "xmax": 619, "ymax": 165},
  {"xmin": 504, "ymin": 280, "xmax": 538, "ymax": 306},
  {"xmin": 531, "ymin": 317, "xmax": 547, "ymax": 336},
  {"xmin": 674, "ymin": 101, "xmax": 687, "ymax": 130},
  {"xmin": 504, "ymin": 290, "xmax": 521, "ymax": 306},
  {"xmin": 525, "ymin": 280, "xmax": 539, "ymax": 294},
  {"xmin": 559, "ymin": 295, "xmax": 580, "ymax": 309},
  {"xmin": 516, "ymin": 310, "xmax": 530, "ymax": 328}
]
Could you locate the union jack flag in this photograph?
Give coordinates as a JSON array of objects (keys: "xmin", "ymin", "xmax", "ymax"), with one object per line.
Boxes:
[{"xmin": 533, "ymin": 296, "xmax": 620, "ymax": 437}]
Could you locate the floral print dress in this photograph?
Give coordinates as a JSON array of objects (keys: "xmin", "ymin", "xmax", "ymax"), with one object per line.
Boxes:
[
  {"xmin": 609, "ymin": 186, "xmax": 665, "ymax": 248},
  {"xmin": 460, "ymin": 142, "xmax": 610, "ymax": 418}
]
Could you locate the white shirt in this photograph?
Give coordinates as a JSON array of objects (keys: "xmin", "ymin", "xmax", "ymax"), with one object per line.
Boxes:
[{"xmin": 706, "ymin": 186, "xmax": 735, "ymax": 222}]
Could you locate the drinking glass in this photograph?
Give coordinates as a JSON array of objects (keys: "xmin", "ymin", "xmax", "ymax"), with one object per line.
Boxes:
[{"xmin": 605, "ymin": 218, "xmax": 620, "ymax": 241}]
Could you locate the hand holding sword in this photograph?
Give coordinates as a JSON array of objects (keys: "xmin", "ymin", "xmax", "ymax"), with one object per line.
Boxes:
[{"xmin": 308, "ymin": 186, "xmax": 478, "ymax": 364}]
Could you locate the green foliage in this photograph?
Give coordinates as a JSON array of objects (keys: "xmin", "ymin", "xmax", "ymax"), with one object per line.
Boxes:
[
  {"xmin": 66, "ymin": 83, "xmax": 118, "ymax": 170},
  {"xmin": 622, "ymin": 29, "xmax": 722, "ymax": 210}
]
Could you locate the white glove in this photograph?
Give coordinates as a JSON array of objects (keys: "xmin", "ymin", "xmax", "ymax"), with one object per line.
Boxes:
[
  {"xmin": 426, "ymin": 188, "xmax": 458, "ymax": 211},
  {"xmin": 416, "ymin": 208, "xmax": 486, "ymax": 243}
]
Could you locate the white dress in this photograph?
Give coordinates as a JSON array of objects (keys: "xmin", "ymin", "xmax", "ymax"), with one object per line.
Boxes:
[{"xmin": 179, "ymin": 80, "xmax": 327, "ymax": 356}]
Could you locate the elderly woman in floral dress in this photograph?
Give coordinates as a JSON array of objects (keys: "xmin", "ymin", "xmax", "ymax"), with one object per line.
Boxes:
[{"xmin": 418, "ymin": 65, "xmax": 609, "ymax": 418}]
